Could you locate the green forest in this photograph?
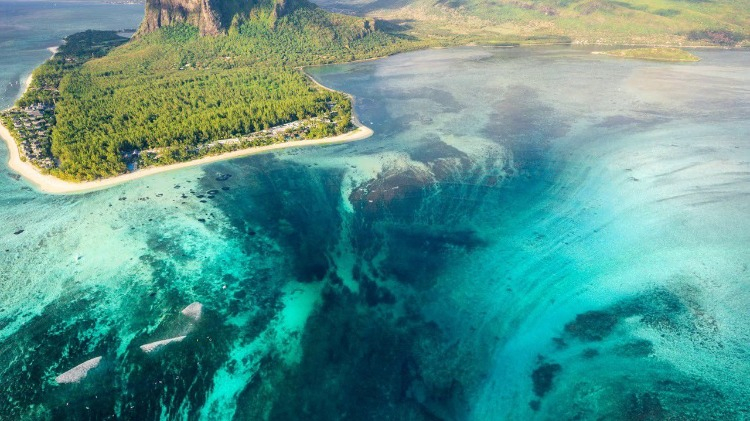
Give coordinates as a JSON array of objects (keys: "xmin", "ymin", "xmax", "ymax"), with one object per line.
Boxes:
[
  {"xmin": 17, "ymin": 30, "xmax": 130, "ymax": 108},
  {"xmin": 11, "ymin": 1, "xmax": 422, "ymax": 180}
]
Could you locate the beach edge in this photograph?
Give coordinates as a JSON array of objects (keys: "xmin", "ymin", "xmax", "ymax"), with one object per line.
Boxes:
[
  {"xmin": 1, "ymin": 119, "xmax": 373, "ymax": 195},
  {"xmin": 1, "ymin": 68, "xmax": 374, "ymax": 195}
]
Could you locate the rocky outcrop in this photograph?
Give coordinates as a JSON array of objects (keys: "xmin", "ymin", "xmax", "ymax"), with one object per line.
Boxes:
[
  {"xmin": 136, "ymin": 0, "xmax": 224, "ymax": 36},
  {"xmin": 270, "ymin": 0, "xmax": 300, "ymax": 22},
  {"xmin": 136, "ymin": 0, "xmax": 307, "ymax": 36}
]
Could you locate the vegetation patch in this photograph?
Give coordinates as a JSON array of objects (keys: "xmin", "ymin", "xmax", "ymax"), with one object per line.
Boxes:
[
  {"xmin": 654, "ymin": 8, "xmax": 681, "ymax": 17},
  {"xmin": 686, "ymin": 29, "xmax": 746, "ymax": 46},
  {"xmin": 597, "ymin": 48, "xmax": 700, "ymax": 62}
]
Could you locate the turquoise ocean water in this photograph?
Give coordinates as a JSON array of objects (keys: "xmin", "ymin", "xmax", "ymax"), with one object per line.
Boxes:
[{"xmin": 1, "ymin": 2, "xmax": 749, "ymax": 419}]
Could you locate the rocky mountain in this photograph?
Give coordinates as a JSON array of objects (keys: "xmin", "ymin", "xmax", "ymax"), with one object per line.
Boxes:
[
  {"xmin": 136, "ymin": 0, "xmax": 300, "ymax": 36},
  {"xmin": 137, "ymin": 0, "xmax": 221, "ymax": 36}
]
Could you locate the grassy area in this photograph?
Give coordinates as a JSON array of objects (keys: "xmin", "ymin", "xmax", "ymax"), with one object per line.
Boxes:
[
  {"xmin": 316, "ymin": 0, "xmax": 750, "ymax": 46},
  {"xmin": 597, "ymin": 47, "xmax": 700, "ymax": 62}
]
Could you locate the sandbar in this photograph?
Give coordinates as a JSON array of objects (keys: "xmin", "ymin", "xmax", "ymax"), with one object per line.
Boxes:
[
  {"xmin": 181, "ymin": 302, "xmax": 203, "ymax": 321},
  {"xmin": 55, "ymin": 356, "xmax": 102, "ymax": 384},
  {"xmin": 139, "ymin": 336, "xmax": 187, "ymax": 353}
]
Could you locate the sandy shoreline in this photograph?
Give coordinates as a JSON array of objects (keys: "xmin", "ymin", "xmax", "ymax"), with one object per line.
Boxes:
[
  {"xmin": 23, "ymin": 74, "xmax": 33, "ymax": 91},
  {"xmin": 1, "ymin": 120, "xmax": 372, "ymax": 195},
  {"xmin": 2, "ymin": 53, "xmax": 373, "ymax": 195}
]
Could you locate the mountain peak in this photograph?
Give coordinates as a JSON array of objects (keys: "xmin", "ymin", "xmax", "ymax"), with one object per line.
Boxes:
[
  {"xmin": 137, "ymin": 0, "xmax": 221, "ymax": 36},
  {"xmin": 136, "ymin": 0, "xmax": 298, "ymax": 36}
]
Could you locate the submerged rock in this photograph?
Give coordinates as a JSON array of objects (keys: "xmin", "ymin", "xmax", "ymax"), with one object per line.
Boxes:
[
  {"xmin": 564, "ymin": 310, "xmax": 618, "ymax": 341},
  {"xmin": 139, "ymin": 336, "xmax": 186, "ymax": 353},
  {"xmin": 626, "ymin": 392, "xmax": 665, "ymax": 420},
  {"xmin": 531, "ymin": 362, "xmax": 561, "ymax": 398},
  {"xmin": 55, "ymin": 356, "xmax": 102, "ymax": 384},
  {"xmin": 181, "ymin": 302, "xmax": 203, "ymax": 321},
  {"xmin": 615, "ymin": 339, "xmax": 654, "ymax": 357}
]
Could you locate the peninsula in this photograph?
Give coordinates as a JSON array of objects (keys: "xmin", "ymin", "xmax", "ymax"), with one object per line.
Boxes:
[
  {"xmin": 1, "ymin": 0, "xmax": 419, "ymax": 192},
  {"xmin": 0, "ymin": 117, "xmax": 371, "ymax": 194}
]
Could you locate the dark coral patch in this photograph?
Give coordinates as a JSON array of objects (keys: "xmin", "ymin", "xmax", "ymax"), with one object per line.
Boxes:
[
  {"xmin": 564, "ymin": 310, "xmax": 618, "ymax": 341},
  {"xmin": 615, "ymin": 340, "xmax": 654, "ymax": 358},
  {"xmin": 625, "ymin": 392, "xmax": 665, "ymax": 421},
  {"xmin": 531, "ymin": 362, "xmax": 561, "ymax": 398}
]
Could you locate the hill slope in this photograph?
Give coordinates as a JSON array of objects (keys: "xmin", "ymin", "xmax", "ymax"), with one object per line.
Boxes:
[{"xmin": 315, "ymin": 0, "xmax": 750, "ymax": 45}]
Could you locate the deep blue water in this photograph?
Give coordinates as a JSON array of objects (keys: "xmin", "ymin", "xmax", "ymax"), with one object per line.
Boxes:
[{"xmin": 1, "ymin": 2, "xmax": 749, "ymax": 419}]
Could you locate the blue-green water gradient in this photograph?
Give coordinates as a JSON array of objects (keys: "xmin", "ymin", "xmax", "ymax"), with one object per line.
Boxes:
[{"xmin": 1, "ymin": 2, "xmax": 749, "ymax": 419}]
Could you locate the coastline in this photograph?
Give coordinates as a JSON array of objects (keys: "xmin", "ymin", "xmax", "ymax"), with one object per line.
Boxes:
[
  {"xmin": 1, "ymin": 46, "xmax": 374, "ymax": 195},
  {"xmin": 4, "ymin": 40, "xmax": 724, "ymax": 195},
  {"xmin": 1, "ymin": 119, "xmax": 372, "ymax": 195}
]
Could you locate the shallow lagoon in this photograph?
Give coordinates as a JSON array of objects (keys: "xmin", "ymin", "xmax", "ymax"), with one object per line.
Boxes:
[{"xmin": 1, "ymin": 3, "xmax": 749, "ymax": 419}]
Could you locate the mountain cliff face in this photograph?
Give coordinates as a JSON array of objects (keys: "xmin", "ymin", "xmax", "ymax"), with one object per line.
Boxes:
[
  {"xmin": 136, "ymin": 0, "xmax": 302, "ymax": 36},
  {"xmin": 137, "ymin": 0, "xmax": 222, "ymax": 36}
]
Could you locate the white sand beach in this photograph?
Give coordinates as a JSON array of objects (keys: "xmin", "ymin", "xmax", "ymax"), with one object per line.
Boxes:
[
  {"xmin": 23, "ymin": 74, "xmax": 33, "ymax": 91},
  {"xmin": 1, "ymin": 120, "xmax": 372, "ymax": 194}
]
